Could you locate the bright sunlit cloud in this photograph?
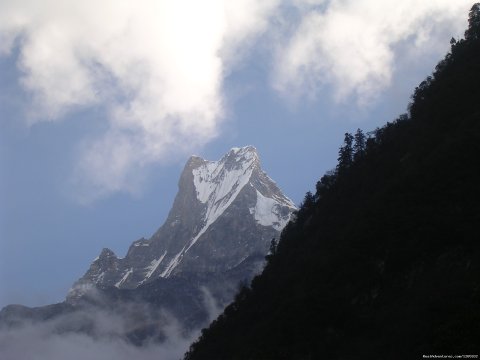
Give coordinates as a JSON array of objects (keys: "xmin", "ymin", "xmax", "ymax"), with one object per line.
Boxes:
[
  {"xmin": 273, "ymin": 0, "xmax": 471, "ymax": 106},
  {"xmin": 0, "ymin": 0, "xmax": 472, "ymax": 202},
  {"xmin": 0, "ymin": 0, "xmax": 279, "ymax": 202}
]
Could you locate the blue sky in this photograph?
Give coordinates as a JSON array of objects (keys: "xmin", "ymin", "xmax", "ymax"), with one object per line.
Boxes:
[{"xmin": 0, "ymin": 0, "xmax": 472, "ymax": 308}]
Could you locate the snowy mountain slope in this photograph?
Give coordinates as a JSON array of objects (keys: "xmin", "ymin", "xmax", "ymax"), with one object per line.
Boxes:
[{"xmin": 68, "ymin": 146, "xmax": 296, "ymax": 301}]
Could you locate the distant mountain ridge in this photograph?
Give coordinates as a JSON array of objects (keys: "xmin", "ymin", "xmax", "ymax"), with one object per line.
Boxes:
[
  {"xmin": 68, "ymin": 146, "xmax": 295, "ymax": 302},
  {"xmin": 0, "ymin": 145, "xmax": 295, "ymax": 347},
  {"xmin": 0, "ymin": 146, "xmax": 296, "ymax": 345}
]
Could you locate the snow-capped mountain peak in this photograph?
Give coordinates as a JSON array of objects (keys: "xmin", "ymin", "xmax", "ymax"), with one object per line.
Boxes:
[
  {"xmin": 68, "ymin": 146, "xmax": 295, "ymax": 300},
  {"xmin": 189, "ymin": 146, "xmax": 261, "ymax": 248}
]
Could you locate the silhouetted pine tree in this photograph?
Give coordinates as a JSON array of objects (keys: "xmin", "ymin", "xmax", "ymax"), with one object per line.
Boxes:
[
  {"xmin": 353, "ymin": 128, "xmax": 366, "ymax": 161},
  {"xmin": 465, "ymin": 3, "xmax": 480, "ymax": 40},
  {"xmin": 337, "ymin": 132, "xmax": 354, "ymax": 172}
]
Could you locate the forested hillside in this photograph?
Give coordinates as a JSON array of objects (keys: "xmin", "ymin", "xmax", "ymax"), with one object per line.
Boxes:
[{"xmin": 184, "ymin": 4, "xmax": 480, "ymax": 359}]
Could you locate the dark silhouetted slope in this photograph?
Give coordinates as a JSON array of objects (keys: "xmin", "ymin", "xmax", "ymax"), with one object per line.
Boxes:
[{"xmin": 184, "ymin": 5, "xmax": 480, "ymax": 360}]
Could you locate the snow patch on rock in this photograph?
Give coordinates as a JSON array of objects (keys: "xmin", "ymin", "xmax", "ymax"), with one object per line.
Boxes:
[
  {"xmin": 115, "ymin": 268, "xmax": 133, "ymax": 288},
  {"xmin": 190, "ymin": 147, "xmax": 258, "ymax": 250},
  {"xmin": 145, "ymin": 250, "xmax": 167, "ymax": 279},
  {"xmin": 252, "ymin": 190, "xmax": 295, "ymax": 231}
]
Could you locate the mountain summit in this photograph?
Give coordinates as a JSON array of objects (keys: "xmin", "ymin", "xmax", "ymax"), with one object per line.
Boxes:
[
  {"xmin": 68, "ymin": 146, "xmax": 295, "ymax": 300},
  {"xmin": 0, "ymin": 146, "xmax": 295, "ymax": 347}
]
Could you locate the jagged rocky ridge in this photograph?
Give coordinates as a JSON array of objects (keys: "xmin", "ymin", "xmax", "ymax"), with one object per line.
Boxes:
[
  {"xmin": 1, "ymin": 146, "xmax": 296, "ymax": 343},
  {"xmin": 69, "ymin": 146, "xmax": 295, "ymax": 300}
]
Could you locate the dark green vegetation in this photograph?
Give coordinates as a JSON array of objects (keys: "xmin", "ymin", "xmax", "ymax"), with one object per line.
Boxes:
[{"xmin": 185, "ymin": 5, "xmax": 480, "ymax": 360}]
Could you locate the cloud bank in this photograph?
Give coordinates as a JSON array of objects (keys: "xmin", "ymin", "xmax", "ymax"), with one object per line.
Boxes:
[
  {"xmin": 0, "ymin": 0, "xmax": 279, "ymax": 202},
  {"xmin": 0, "ymin": 287, "xmax": 223, "ymax": 360},
  {"xmin": 0, "ymin": 0, "xmax": 472, "ymax": 201},
  {"xmin": 0, "ymin": 308, "xmax": 196, "ymax": 360},
  {"xmin": 273, "ymin": 0, "xmax": 471, "ymax": 105}
]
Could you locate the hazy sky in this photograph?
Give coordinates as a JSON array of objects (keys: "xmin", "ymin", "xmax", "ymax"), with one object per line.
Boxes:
[{"xmin": 0, "ymin": 0, "xmax": 472, "ymax": 308}]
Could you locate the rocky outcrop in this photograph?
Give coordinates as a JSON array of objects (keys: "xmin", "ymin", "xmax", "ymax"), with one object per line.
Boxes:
[{"xmin": 68, "ymin": 146, "xmax": 296, "ymax": 302}]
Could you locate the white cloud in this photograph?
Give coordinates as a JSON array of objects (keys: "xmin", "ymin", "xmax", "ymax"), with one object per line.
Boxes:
[
  {"xmin": 0, "ymin": 0, "xmax": 278, "ymax": 202},
  {"xmin": 0, "ymin": 0, "xmax": 473, "ymax": 201},
  {"xmin": 273, "ymin": 0, "xmax": 472, "ymax": 105},
  {"xmin": 0, "ymin": 307, "xmax": 196, "ymax": 360},
  {"xmin": 0, "ymin": 285, "xmax": 224, "ymax": 360}
]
